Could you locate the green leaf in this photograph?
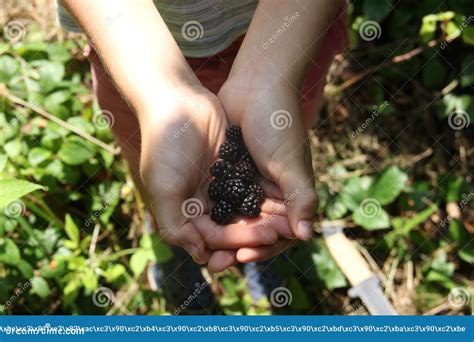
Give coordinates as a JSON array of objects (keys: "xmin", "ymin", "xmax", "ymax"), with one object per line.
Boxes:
[
  {"xmin": 80, "ymin": 267, "xmax": 98, "ymax": 291},
  {"xmin": 420, "ymin": 12, "xmax": 456, "ymax": 43},
  {"xmin": 368, "ymin": 166, "xmax": 408, "ymax": 205},
  {"xmin": 428, "ymin": 251, "xmax": 455, "ymax": 282},
  {"xmin": 103, "ymin": 264, "xmax": 127, "ymax": 282},
  {"xmin": 311, "ymin": 239, "xmax": 348, "ymax": 289},
  {"xmin": 17, "ymin": 260, "xmax": 34, "ymax": 279},
  {"xmin": 462, "ymin": 25, "xmax": 474, "ymax": 45},
  {"xmin": 0, "ymin": 179, "xmax": 44, "ymax": 208},
  {"xmin": 448, "ymin": 219, "xmax": 469, "ymax": 246},
  {"xmin": 4, "ymin": 140, "xmax": 22, "ymax": 158},
  {"xmin": 0, "ymin": 55, "xmax": 20, "ymax": 83},
  {"xmin": 353, "ymin": 206, "xmax": 390, "ymax": 230},
  {"xmin": 446, "ymin": 176, "xmax": 468, "ymax": 202},
  {"xmin": 43, "ymin": 90, "xmax": 71, "ymax": 117},
  {"xmin": 47, "ymin": 43, "xmax": 72, "ymax": 63},
  {"xmin": 27, "ymin": 147, "xmax": 52, "ymax": 166},
  {"xmin": 0, "ymin": 238, "xmax": 21, "ymax": 265},
  {"xmin": 420, "ymin": 15, "xmax": 437, "ymax": 43},
  {"xmin": 459, "ymin": 239, "xmax": 474, "ymax": 264},
  {"xmin": 391, "ymin": 204, "xmax": 438, "ymax": 236},
  {"xmin": 339, "ymin": 176, "xmax": 373, "ymax": 210},
  {"xmin": 67, "ymin": 117, "xmax": 95, "ymax": 135},
  {"xmin": 31, "ymin": 276, "xmax": 50, "ymax": 298},
  {"xmin": 35, "ymin": 60, "xmax": 65, "ymax": 91},
  {"xmin": 58, "ymin": 137, "xmax": 95, "ymax": 165},
  {"xmin": 151, "ymin": 234, "xmax": 173, "ymax": 263},
  {"xmin": 460, "ymin": 54, "xmax": 474, "ymax": 87},
  {"xmin": 64, "ymin": 214, "xmax": 80, "ymax": 245},
  {"xmin": 140, "ymin": 234, "xmax": 173, "ymax": 264},
  {"xmin": 130, "ymin": 249, "xmax": 151, "ymax": 276},
  {"xmin": 63, "ymin": 278, "xmax": 80, "ymax": 305}
]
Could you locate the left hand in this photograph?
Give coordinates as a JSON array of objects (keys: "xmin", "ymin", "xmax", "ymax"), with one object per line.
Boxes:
[{"xmin": 218, "ymin": 75, "xmax": 318, "ymax": 263}]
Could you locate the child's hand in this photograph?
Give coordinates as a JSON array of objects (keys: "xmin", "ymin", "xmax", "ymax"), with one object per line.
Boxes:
[
  {"xmin": 139, "ymin": 84, "xmax": 279, "ymax": 268},
  {"xmin": 218, "ymin": 79, "xmax": 318, "ymax": 263}
]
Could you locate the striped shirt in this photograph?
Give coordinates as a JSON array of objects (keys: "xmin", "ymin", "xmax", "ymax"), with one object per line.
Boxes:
[{"xmin": 57, "ymin": 0, "xmax": 258, "ymax": 57}]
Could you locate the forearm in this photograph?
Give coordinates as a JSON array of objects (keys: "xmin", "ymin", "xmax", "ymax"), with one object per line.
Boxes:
[
  {"xmin": 228, "ymin": 0, "xmax": 342, "ymax": 88},
  {"xmin": 61, "ymin": 0, "xmax": 199, "ymax": 119}
]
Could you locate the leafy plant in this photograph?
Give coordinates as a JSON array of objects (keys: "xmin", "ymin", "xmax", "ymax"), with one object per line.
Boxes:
[{"xmin": 326, "ymin": 166, "xmax": 408, "ymax": 230}]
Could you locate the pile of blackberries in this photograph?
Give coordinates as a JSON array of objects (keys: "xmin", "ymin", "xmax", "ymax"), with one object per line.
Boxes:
[{"xmin": 209, "ymin": 125, "xmax": 265, "ymax": 224}]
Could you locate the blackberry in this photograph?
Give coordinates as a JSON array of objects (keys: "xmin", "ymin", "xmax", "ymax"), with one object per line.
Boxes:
[
  {"xmin": 240, "ymin": 194, "xmax": 261, "ymax": 217},
  {"xmin": 218, "ymin": 140, "xmax": 243, "ymax": 162},
  {"xmin": 222, "ymin": 178, "xmax": 247, "ymax": 205},
  {"xmin": 225, "ymin": 125, "xmax": 243, "ymax": 142},
  {"xmin": 228, "ymin": 160, "xmax": 256, "ymax": 182},
  {"xmin": 209, "ymin": 125, "xmax": 266, "ymax": 224},
  {"xmin": 210, "ymin": 160, "xmax": 232, "ymax": 178},
  {"xmin": 211, "ymin": 200, "xmax": 235, "ymax": 224},
  {"xmin": 208, "ymin": 179, "xmax": 225, "ymax": 201},
  {"xmin": 246, "ymin": 184, "xmax": 264, "ymax": 202}
]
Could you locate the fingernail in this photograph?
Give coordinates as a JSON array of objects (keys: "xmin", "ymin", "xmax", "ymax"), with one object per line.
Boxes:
[{"xmin": 297, "ymin": 220, "xmax": 313, "ymax": 240}]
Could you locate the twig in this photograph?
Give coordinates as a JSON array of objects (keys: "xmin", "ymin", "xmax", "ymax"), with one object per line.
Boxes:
[
  {"xmin": 423, "ymin": 301, "xmax": 451, "ymax": 315},
  {"xmin": 326, "ymin": 39, "xmax": 442, "ymax": 96},
  {"xmin": 0, "ymin": 84, "xmax": 120, "ymax": 155},
  {"xmin": 397, "ymin": 148, "xmax": 433, "ymax": 168},
  {"xmin": 88, "ymin": 223, "xmax": 101, "ymax": 257}
]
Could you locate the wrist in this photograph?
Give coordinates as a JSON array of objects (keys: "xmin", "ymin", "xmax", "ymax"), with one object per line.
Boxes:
[
  {"xmin": 139, "ymin": 84, "xmax": 219, "ymax": 136},
  {"xmin": 135, "ymin": 81, "xmax": 208, "ymax": 124},
  {"xmin": 227, "ymin": 60, "xmax": 304, "ymax": 91}
]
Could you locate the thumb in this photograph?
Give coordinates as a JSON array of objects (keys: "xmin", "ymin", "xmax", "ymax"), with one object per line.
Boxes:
[
  {"xmin": 276, "ymin": 146, "xmax": 317, "ymax": 241},
  {"xmin": 153, "ymin": 195, "xmax": 209, "ymax": 264}
]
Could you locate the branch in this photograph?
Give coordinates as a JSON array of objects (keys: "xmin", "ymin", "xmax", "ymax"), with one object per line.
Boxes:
[
  {"xmin": 326, "ymin": 39, "xmax": 443, "ymax": 97},
  {"xmin": 0, "ymin": 84, "xmax": 120, "ymax": 155}
]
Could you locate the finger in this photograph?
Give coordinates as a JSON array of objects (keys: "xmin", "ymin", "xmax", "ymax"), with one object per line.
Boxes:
[
  {"xmin": 207, "ymin": 250, "xmax": 238, "ymax": 272},
  {"xmin": 236, "ymin": 239, "xmax": 296, "ymax": 263},
  {"xmin": 276, "ymin": 146, "xmax": 318, "ymax": 241},
  {"xmin": 152, "ymin": 195, "xmax": 209, "ymax": 265},
  {"xmin": 261, "ymin": 198, "xmax": 287, "ymax": 216},
  {"xmin": 193, "ymin": 215, "xmax": 278, "ymax": 249},
  {"xmin": 251, "ymin": 212, "xmax": 294, "ymax": 239},
  {"xmin": 161, "ymin": 222, "xmax": 209, "ymax": 265}
]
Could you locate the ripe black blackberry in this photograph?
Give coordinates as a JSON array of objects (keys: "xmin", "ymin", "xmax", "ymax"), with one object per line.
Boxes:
[
  {"xmin": 218, "ymin": 140, "xmax": 243, "ymax": 162},
  {"xmin": 228, "ymin": 160, "xmax": 256, "ymax": 182},
  {"xmin": 246, "ymin": 184, "xmax": 264, "ymax": 202},
  {"xmin": 210, "ymin": 160, "xmax": 232, "ymax": 178},
  {"xmin": 209, "ymin": 125, "xmax": 265, "ymax": 224},
  {"xmin": 208, "ymin": 179, "xmax": 225, "ymax": 201},
  {"xmin": 240, "ymin": 194, "xmax": 261, "ymax": 217},
  {"xmin": 225, "ymin": 125, "xmax": 243, "ymax": 142},
  {"xmin": 222, "ymin": 178, "xmax": 247, "ymax": 205},
  {"xmin": 210, "ymin": 200, "xmax": 235, "ymax": 224}
]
